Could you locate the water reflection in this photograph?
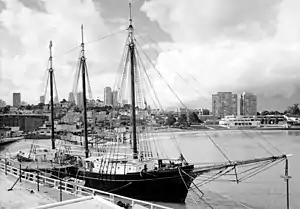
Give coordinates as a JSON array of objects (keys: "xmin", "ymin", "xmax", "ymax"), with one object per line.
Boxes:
[{"xmin": 287, "ymin": 130, "xmax": 300, "ymax": 136}]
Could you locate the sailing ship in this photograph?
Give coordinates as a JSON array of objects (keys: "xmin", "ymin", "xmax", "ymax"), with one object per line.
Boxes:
[
  {"xmin": 9, "ymin": 3, "xmax": 291, "ymax": 205},
  {"xmin": 50, "ymin": 3, "xmax": 288, "ymax": 203}
]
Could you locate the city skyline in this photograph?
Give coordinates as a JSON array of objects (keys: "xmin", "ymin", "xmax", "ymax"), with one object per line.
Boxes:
[
  {"xmin": 1, "ymin": 1, "xmax": 300, "ymax": 110},
  {"xmin": 0, "ymin": 89, "xmax": 292, "ymax": 114}
]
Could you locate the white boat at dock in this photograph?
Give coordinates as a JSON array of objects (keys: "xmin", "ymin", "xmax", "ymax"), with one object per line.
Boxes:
[
  {"xmin": 219, "ymin": 115, "xmax": 261, "ymax": 129},
  {"xmin": 0, "ymin": 127, "xmax": 23, "ymax": 145}
]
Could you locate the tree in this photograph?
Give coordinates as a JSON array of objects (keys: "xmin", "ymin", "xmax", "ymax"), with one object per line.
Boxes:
[
  {"xmin": 60, "ymin": 99, "xmax": 67, "ymax": 103},
  {"xmin": 165, "ymin": 114, "xmax": 176, "ymax": 126},
  {"xmin": 178, "ymin": 114, "xmax": 187, "ymax": 123},
  {"xmin": 123, "ymin": 104, "xmax": 131, "ymax": 110},
  {"xmin": 2, "ymin": 105, "xmax": 10, "ymax": 114},
  {"xmin": 285, "ymin": 104, "xmax": 300, "ymax": 115},
  {"xmin": 74, "ymin": 106, "xmax": 81, "ymax": 112},
  {"xmin": 261, "ymin": 110, "xmax": 270, "ymax": 115},
  {"xmin": 189, "ymin": 112, "xmax": 202, "ymax": 123},
  {"xmin": 35, "ymin": 102, "xmax": 45, "ymax": 109},
  {"xmin": 292, "ymin": 104, "xmax": 300, "ymax": 115}
]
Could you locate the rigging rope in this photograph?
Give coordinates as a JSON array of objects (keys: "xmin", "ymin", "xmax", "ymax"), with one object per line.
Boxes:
[
  {"xmin": 176, "ymin": 72, "xmax": 212, "ymax": 106},
  {"xmin": 53, "ymin": 71, "xmax": 59, "ymax": 102},
  {"xmin": 240, "ymin": 130, "xmax": 274, "ymax": 156},
  {"xmin": 85, "ymin": 28, "xmax": 127, "ymax": 45},
  {"xmin": 252, "ymin": 131, "xmax": 283, "ymax": 155},
  {"xmin": 135, "ymin": 46, "xmax": 163, "ymax": 110},
  {"xmin": 135, "ymin": 40, "xmax": 188, "ymax": 110},
  {"xmin": 204, "ymin": 131, "xmax": 231, "ymax": 162},
  {"xmin": 136, "ymin": 29, "xmax": 214, "ymax": 102}
]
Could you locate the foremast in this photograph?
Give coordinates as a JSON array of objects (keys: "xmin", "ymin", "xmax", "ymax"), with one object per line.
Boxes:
[
  {"xmin": 128, "ymin": 3, "xmax": 138, "ymax": 159},
  {"xmin": 49, "ymin": 41, "xmax": 55, "ymax": 150}
]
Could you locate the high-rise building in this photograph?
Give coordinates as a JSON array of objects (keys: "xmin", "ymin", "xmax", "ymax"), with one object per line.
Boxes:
[
  {"xmin": 212, "ymin": 92, "xmax": 238, "ymax": 117},
  {"xmin": 54, "ymin": 96, "xmax": 59, "ymax": 104},
  {"xmin": 68, "ymin": 92, "xmax": 75, "ymax": 103},
  {"xmin": 40, "ymin": 95, "xmax": 45, "ymax": 104},
  {"xmin": 13, "ymin": 93, "xmax": 21, "ymax": 107},
  {"xmin": 240, "ymin": 92, "xmax": 257, "ymax": 116},
  {"xmin": 0, "ymin": 99, "xmax": 6, "ymax": 108},
  {"xmin": 112, "ymin": 90, "xmax": 118, "ymax": 107},
  {"xmin": 77, "ymin": 92, "xmax": 83, "ymax": 107},
  {"xmin": 104, "ymin": 87, "xmax": 112, "ymax": 106},
  {"xmin": 231, "ymin": 94, "xmax": 238, "ymax": 115}
]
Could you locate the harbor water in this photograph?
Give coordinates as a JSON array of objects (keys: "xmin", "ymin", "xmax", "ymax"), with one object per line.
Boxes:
[{"xmin": 1, "ymin": 130, "xmax": 299, "ymax": 209}]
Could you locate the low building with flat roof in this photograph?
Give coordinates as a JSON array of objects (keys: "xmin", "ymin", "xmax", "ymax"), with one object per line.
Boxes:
[{"xmin": 0, "ymin": 114, "xmax": 48, "ymax": 132}]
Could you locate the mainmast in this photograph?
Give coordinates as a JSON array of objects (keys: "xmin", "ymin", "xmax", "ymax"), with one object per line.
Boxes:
[
  {"xmin": 49, "ymin": 41, "xmax": 55, "ymax": 150},
  {"xmin": 80, "ymin": 25, "xmax": 89, "ymax": 158},
  {"xmin": 128, "ymin": 3, "xmax": 138, "ymax": 159}
]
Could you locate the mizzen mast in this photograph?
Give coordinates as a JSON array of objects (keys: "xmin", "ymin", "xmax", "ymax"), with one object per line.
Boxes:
[
  {"xmin": 128, "ymin": 3, "xmax": 138, "ymax": 159},
  {"xmin": 49, "ymin": 41, "xmax": 55, "ymax": 150}
]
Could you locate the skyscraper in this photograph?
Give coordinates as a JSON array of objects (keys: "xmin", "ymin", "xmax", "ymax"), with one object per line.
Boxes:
[
  {"xmin": 112, "ymin": 90, "xmax": 118, "ymax": 107},
  {"xmin": 54, "ymin": 96, "xmax": 59, "ymax": 104},
  {"xmin": 13, "ymin": 93, "xmax": 21, "ymax": 107},
  {"xmin": 212, "ymin": 92, "xmax": 238, "ymax": 117},
  {"xmin": 68, "ymin": 92, "xmax": 75, "ymax": 103},
  {"xmin": 231, "ymin": 94, "xmax": 238, "ymax": 115},
  {"xmin": 40, "ymin": 95, "xmax": 45, "ymax": 104},
  {"xmin": 240, "ymin": 92, "xmax": 257, "ymax": 116},
  {"xmin": 104, "ymin": 87, "xmax": 112, "ymax": 106},
  {"xmin": 77, "ymin": 92, "xmax": 83, "ymax": 107},
  {"xmin": 0, "ymin": 99, "xmax": 6, "ymax": 108}
]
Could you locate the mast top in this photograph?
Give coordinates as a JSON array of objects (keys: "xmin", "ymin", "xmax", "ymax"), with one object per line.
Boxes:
[
  {"xmin": 49, "ymin": 40, "xmax": 53, "ymax": 50},
  {"xmin": 81, "ymin": 24, "xmax": 85, "ymax": 56},
  {"xmin": 128, "ymin": 3, "xmax": 133, "ymax": 31},
  {"xmin": 49, "ymin": 40, "xmax": 53, "ymax": 72}
]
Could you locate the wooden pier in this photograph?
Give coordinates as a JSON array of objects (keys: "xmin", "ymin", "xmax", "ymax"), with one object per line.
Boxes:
[{"xmin": 0, "ymin": 156, "xmax": 171, "ymax": 209}]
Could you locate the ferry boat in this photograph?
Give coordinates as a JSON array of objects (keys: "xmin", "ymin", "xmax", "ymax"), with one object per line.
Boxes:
[{"xmin": 219, "ymin": 115, "xmax": 261, "ymax": 129}]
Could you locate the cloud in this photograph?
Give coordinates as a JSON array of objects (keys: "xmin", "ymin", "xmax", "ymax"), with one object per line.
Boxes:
[
  {"xmin": 139, "ymin": 0, "xmax": 300, "ymax": 110},
  {"xmin": 18, "ymin": 0, "xmax": 47, "ymax": 13},
  {"xmin": 0, "ymin": 0, "xmax": 126, "ymax": 104},
  {"xmin": 1, "ymin": 0, "xmax": 300, "ymax": 111}
]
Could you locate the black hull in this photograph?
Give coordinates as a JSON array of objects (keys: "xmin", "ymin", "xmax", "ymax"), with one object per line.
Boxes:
[
  {"xmin": 23, "ymin": 164, "xmax": 197, "ymax": 203},
  {"xmin": 69, "ymin": 165, "xmax": 196, "ymax": 203}
]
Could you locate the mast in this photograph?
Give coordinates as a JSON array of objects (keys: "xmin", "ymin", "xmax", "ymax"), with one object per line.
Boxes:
[
  {"xmin": 128, "ymin": 3, "xmax": 138, "ymax": 159},
  {"xmin": 81, "ymin": 25, "xmax": 89, "ymax": 158},
  {"xmin": 49, "ymin": 40, "xmax": 55, "ymax": 150}
]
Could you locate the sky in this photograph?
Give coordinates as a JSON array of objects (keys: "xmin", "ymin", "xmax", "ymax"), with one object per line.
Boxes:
[{"xmin": 0, "ymin": 0, "xmax": 300, "ymax": 111}]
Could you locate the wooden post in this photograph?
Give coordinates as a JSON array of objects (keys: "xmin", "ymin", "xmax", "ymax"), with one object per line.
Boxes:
[
  {"xmin": 37, "ymin": 171, "xmax": 40, "ymax": 191},
  {"xmin": 19, "ymin": 164, "xmax": 22, "ymax": 183},
  {"xmin": 60, "ymin": 178, "xmax": 62, "ymax": 201},
  {"xmin": 5, "ymin": 158, "xmax": 7, "ymax": 175}
]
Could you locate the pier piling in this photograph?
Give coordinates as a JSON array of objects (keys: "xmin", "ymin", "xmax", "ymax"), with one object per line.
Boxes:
[
  {"xmin": 5, "ymin": 158, "xmax": 7, "ymax": 175},
  {"xmin": 37, "ymin": 171, "xmax": 40, "ymax": 192},
  {"xmin": 19, "ymin": 164, "xmax": 22, "ymax": 183}
]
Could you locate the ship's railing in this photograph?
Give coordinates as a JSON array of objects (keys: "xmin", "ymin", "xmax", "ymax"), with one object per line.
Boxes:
[{"xmin": 0, "ymin": 156, "xmax": 172, "ymax": 209}]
